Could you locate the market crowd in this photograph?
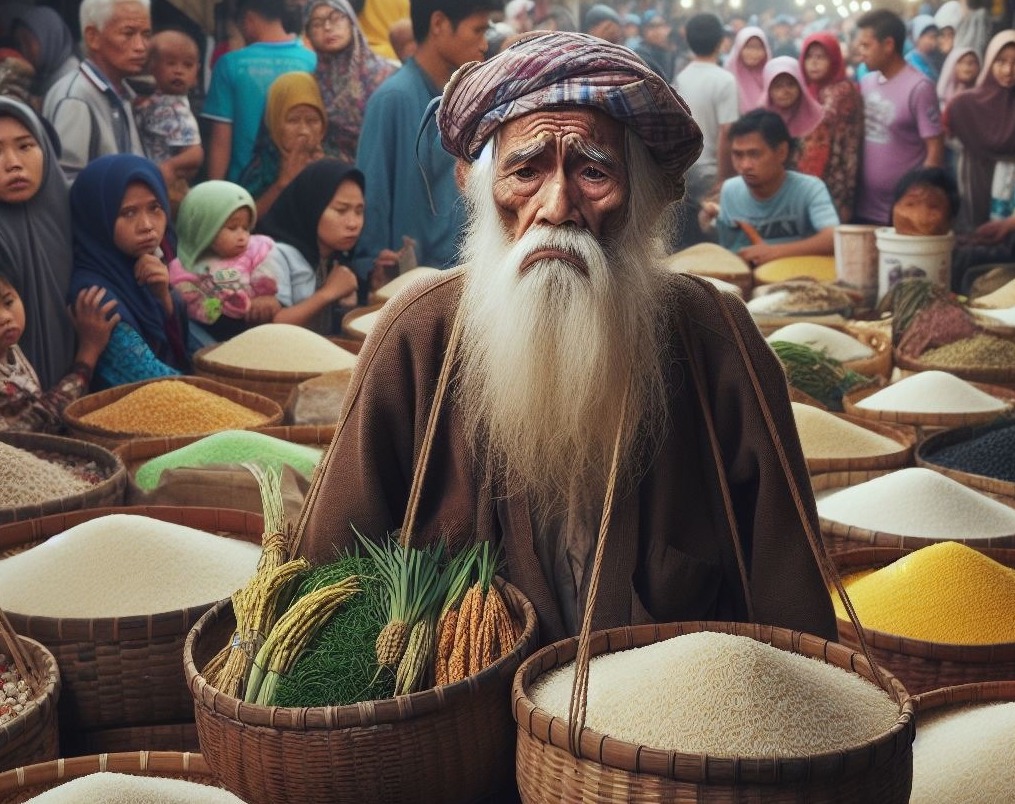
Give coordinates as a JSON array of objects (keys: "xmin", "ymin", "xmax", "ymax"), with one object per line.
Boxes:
[{"xmin": 0, "ymin": 0, "xmax": 1012, "ymax": 432}]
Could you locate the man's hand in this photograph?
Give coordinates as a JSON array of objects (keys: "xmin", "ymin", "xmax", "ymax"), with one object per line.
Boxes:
[
  {"xmin": 738, "ymin": 243, "xmax": 784, "ymax": 267},
  {"xmin": 698, "ymin": 201, "xmax": 719, "ymax": 232}
]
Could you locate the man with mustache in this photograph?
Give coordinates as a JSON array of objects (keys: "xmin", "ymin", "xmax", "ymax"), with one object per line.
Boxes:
[{"xmin": 298, "ymin": 32, "xmax": 837, "ymax": 645}]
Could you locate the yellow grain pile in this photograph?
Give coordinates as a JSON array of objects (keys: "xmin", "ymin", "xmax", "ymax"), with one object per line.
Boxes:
[
  {"xmin": 0, "ymin": 514, "xmax": 261, "ymax": 618},
  {"xmin": 911, "ymin": 701, "xmax": 1015, "ymax": 802},
  {"xmin": 79, "ymin": 380, "xmax": 268, "ymax": 436},
  {"xmin": 528, "ymin": 631, "xmax": 899, "ymax": 757},
  {"xmin": 792, "ymin": 403, "xmax": 901, "ymax": 460},
  {"xmin": 832, "ymin": 542, "xmax": 1015, "ymax": 643},
  {"xmin": 0, "ymin": 442, "xmax": 91, "ymax": 507},
  {"xmin": 26, "ymin": 772, "xmax": 245, "ymax": 803},
  {"xmin": 203, "ymin": 324, "xmax": 357, "ymax": 373}
]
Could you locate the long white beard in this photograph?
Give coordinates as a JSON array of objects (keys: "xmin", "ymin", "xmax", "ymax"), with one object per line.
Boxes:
[{"xmin": 455, "ymin": 162, "xmax": 670, "ymax": 511}]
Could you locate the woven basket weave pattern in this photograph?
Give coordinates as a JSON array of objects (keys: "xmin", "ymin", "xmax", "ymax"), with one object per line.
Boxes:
[{"xmin": 0, "ymin": 638, "xmax": 59, "ymax": 774}]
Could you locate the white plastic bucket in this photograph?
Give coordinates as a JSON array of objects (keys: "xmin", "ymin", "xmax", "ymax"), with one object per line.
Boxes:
[
  {"xmin": 834, "ymin": 225, "xmax": 879, "ymax": 307},
  {"xmin": 875, "ymin": 227, "xmax": 955, "ymax": 301}
]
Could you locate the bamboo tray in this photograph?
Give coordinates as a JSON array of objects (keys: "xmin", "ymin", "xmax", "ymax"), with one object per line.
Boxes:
[
  {"xmin": 842, "ymin": 381, "xmax": 1015, "ymax": 429},
  {"xmin": 800, "ymin": 412, "xmax": 915, "ymax": 475}
]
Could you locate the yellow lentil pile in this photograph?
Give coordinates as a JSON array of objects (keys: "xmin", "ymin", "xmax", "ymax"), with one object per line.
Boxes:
[
  {"xmin": 0, "ymin": 442, "xmax": 91, "ymax": 507},
  {"xmin": 528, "ymin": 631, "xmax": 899, "ymax": 757},
  {"xmin": 203, "ymin": 323, "xmax": 357, "ymax": 373},
  {"xmin": 26, "ymin": 772, "xmax": 245, "ymax": 803},
  {"xmin": 0, "ymin": 514, "xmax": 261, "ymax": 618},
  {"xmin": 833, "ymin": 542, "xmax": 1015, "ymax": 644},
  {"xmin": 79, "ymin": 380, "xmax": 268, "ymax": 436},
  {"xmin": 919, "ymin": 333, "xmax": 1015, "ymax": 369},
  {"xmin": 792, "ymin": 403, "xmax": 901, "ymax": 460},
  {"xmin": 911, "ymin": 701, "xmax": 1015, "ymax": 803}
]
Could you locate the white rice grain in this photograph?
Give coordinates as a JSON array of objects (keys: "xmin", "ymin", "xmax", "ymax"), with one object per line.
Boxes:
[
  {"xmin": 856, "ymin": 371, "xmax": 1008, "ymax": 414},
  {"xmin": 27, "ymin": 772, "xmax": 244, "ymax": 803},
  {"xmin": 204, "ymin": 323, "xmax": 356, "ymax": 373},
  {"xmin": 767, "ymin": 323, "xmax": 875, "ymax": 362}
]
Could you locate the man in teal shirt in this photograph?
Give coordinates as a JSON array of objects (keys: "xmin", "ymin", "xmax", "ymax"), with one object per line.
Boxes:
[
  {"xmin": 202, "ymin": 0, "xmax": 315, "ymax": 182},
  {"xmin": 354, "ymin": 0, "xmax": 500, "ymax": 285}
]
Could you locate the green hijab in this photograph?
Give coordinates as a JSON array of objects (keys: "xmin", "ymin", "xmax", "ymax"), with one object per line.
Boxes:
[{"xmin": 175, "ymin": 181, "xmax": 257, "ymax": 268}]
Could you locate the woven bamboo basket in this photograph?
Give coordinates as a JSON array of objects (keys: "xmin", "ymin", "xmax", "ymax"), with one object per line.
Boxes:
[
  {"xmin": 912, "ymin": 678, "xmax": 1015, "ymax": 715},
  {"xmin": 61, "ymin": 376, "xmax": 283, "ymax": 449},
  {"xmin": 340, "ymin": 303, "xmax": 384, "ymax": 342},
  {"xmin": 192, "ymin": 344, "xmax": 357, "ymax": 407},
  {"xmin": 0, "ymin": 627, "xmax": 60, "ymax": 774},
  {"xmin": 812, "ymin": 470, "xmax": 1015, "ymax": 555},
  {"xmin": 113, "ymin": 425, "xmax": 334, "ymax": 506},
  {"xmin": 842, "ymin": 382, "xmax": 1015, "ymax": 430},
  {"xmin": 0, "ymin": 432, "xmax": 125, "ymax": 524},
  {"xmin": 832, "ymin": 547, "xmax": 1015, "ymax": 695},
  {"xmin": 801, "ymin": 413, "xmax": 915, "ymax": 475},
  {"xmin": 0, "ymin": 751, "xmax": 222, "ymax": 802},
  {"xmin": 894, "ymin": 343, "xmax": 1015, "ymax": 390},
  {"xmin": 513, "ymin": 620, "xmax": 915, "ymax": 803},
  {"xmin": 840, "ymin": 321, "xmax": 894, "ymax": 380},
  {"xmin": 185, "ymin": 581, "xmax": 539, "ymax": 804},
  {"xmin": 915, "ymin": 420, "xmax": 1015, "ymax": 498},
  {"xmin": 0, "ymin": 506, "xmax": 263, "ymax": 756}
]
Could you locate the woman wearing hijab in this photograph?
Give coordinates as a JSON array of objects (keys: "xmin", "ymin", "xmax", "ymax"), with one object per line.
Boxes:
[
  {"xmin": 937, "ymin": 45, "xmax": 980, "ymax": 109},
  {"xmin": 796, "ymin": 32, "xmax": 864, "ymax": 222},
  {"xmin": 947, "ymin": 30, "xmax": 1015, "ymax": 236},
  {"xmin": 0, "ymin": 97, "xmax": 76, "ymax": 389},
  {"xmin": 68, "ymin": 154, "xmax": 189, "ymax": 388},
  {"xmin": 762, "ymin": 57, "xmax": 823, "ymax": 139},
  {"xmin": 304, "ymin": 0, "xmax": 395, "ymax": 164},
  {"xmin": 11, "ymin": 6, "xmax": 79, "ymax": 100},
  {"xmin": 257, "ymin": 159, "xmax": 363, "ymax": 335},
  {"xmin": 726, "ymin": 26, "xmax": 771, "ymax": 113},
  {"xmin": 239, "ymin": 72, "xmax": 327, "ymax": 218}
]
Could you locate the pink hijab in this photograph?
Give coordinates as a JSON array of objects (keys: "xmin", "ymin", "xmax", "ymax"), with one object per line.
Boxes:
[
  {"xmin": 762, "ymin": 56, "xmax": 824, "ymax": 138},
  {"xmin": 937, "ymin": 46, "xmax": 980, "ymax": 108},
  {"xmin": 727, "ymin": 26, "xmax": 772, "ymax": 113}
]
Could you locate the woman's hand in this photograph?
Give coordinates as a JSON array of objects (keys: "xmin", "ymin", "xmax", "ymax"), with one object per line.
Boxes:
[
  {"xmin": 322, "ymin": 264, "xmax": 358, "ymax": 303},
  {"xmin": 69, "ymin": 286, "xmax": 121, "ymax": 368},
  {"xmin": 134, "ymin": 253, "xmax": 173, "ymax": 314},
  {"xmin": 246, "ymin": 294, "xmax": 282, "ymax": 324},
  {"xmin": 370, "ymin": 249, "xmax": 400, "ymax": 290}
]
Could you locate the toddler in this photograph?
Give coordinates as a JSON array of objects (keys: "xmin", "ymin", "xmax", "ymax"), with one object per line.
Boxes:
[
  {"xmin": 133, "ymin": 30, "xmax": 203, "ymax": 202},
  {"xmin": 0, "ymin": 272, "xmax": 118, "ymax": 432},
  {"xmin": 169, "ymin": 181, "xmax": 281, "ymax": 341}
]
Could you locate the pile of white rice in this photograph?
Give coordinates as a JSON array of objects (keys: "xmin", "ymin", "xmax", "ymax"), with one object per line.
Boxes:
[
  {"xmin": 767, "ymin": 323, "xmax": 875, "ymax": 363},
  {"xmin": 26, "ymin": 772, "xmax": 244, "ymax": 803},
  {"xmin": 856, "ymin": 371, "xmax": 1007, "ymax": 414},
  {"xmin": 204, "ymin": 324, "xmax": 356, "ymax": 373}
]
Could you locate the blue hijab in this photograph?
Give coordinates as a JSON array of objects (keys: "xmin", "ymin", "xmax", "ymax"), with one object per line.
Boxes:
[{"xmin": 68, "ymin": 154, "xmax": 173, "ymax": 350}]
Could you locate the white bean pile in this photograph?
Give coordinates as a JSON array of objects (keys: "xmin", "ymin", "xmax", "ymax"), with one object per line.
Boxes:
[{"xmin": 529, "ymin": 632, "xmax": 899, "ymax": 757}]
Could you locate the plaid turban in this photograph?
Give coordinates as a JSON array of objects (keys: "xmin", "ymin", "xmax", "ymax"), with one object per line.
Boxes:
[{"xmin": 437, "ymin": 31, "xmax": 703, "ymax": 196}]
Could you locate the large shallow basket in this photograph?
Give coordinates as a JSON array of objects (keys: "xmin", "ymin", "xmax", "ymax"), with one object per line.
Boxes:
[
  {"xmin": 0, "ymin": 432, "xmax": 125, "ymax": 524},
  {"xmin": 842, "ymin": 382, "xmax": 1015, "ymax": 431},
  {"xmin": 894, "ymin": 346, "xmax": 1015, "ymax": 390},
  {"xmin": 800, "ymin": 413, "xmax": 915, "ymax": 475},
  {"xmin": 0, "ymin": 507, "xmax": 263, "ymax": 756},
  {"xmin": 812, "ymin": 470, "xmax": 1015, "ymax": 555},
  {"xmin": 915, "ymin": 420, "xmax": 1015, "ymax": 498},
  {"xmin": 833, "ymin": 547, "xmax": 1015, "ymax": 695},
  {"xmin": 0, "ymin": 751, "xmax": 220, "ymax": 803},
  {"xmin": 62, "ymin": 376, "xmax": 283, "ymax": 449},
  {"xmin": 193, "ymin": 345, "xmax": 357, "ymax": 407},
  {"xmin": 185, "ymin": 582, "xmax": 538, "ymax": 803},
  {"xmin": 513, "ymin": 620, "xmax": 914, "ymax": 803},
  {"xmin": 0, "ymin": 636, "xmax": 59, "ymax": 774}
]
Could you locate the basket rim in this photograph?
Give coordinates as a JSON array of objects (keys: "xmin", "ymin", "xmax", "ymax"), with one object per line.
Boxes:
[
  {"xmin": 193, "ymin": 344, "xmax": 356, "ymax": 382},
  {"xmin": 894, "ymin": 345, "xmax": 1015, "ymax": 383},
  {"xmin": 0, "ymin": 750, "xmax": 213, "ymax": 795},
  {"xmin": 0, "ymin": 506, "xmax": 264, "ymax": 637},
  {"xmin": 842, "ymin": 381, "xmax": 1015, "ymax": 426},
  {"xmin": 511, "ymin": 620, "xmax": 914, "ymax": 784},
  {"xmin": 62, "ymin": 376, "xmax": 283, "ymax": 440},
  {"xmin": 912, "ymin": 679, "xmax": 1015, "ymax": 713},
  {"xmin": 184, "ymin": 580, "xmax": 539, "ymax": 731},
  {"xmin": 0, "ymin": 637, "xmax": 60, "ymax": 745},
  {"xmin": 800, "ymin": 411, "xmax": 915, "ymax": 474},
  {"xmin": 0, "ymin": 431, "xmax": 127, "ymax": 522},
  {"xmin": 833, "ymin": 546, "xmax": 1015, "ymax": 659}
]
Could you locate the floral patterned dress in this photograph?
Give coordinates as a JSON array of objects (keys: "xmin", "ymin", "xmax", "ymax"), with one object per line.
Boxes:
[{"xmin": 0, "ymin": 347, "xmax": 90, "ymax": 433}]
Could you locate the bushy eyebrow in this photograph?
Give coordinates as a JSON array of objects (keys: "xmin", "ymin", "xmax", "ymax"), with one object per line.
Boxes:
[
  {"xmin": 500, "ymin": 139, "xmax": 548, "ymax": 171},
  {"xmin": 500, "ymin": 135, "xmax": 620, "ymax": 171}
]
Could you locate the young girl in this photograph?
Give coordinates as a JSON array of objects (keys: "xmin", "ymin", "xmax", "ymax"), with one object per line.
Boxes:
[
  {"xmin": 937, "ymin": 46, "xmax": 981, "ymax": 109},
  {"xmin": 0, "ymin": 272, "xmax": 118, "ymax": 432},
  {"xmin": 257, "ymin": 159, "xmax": 364, "ymax": 335},
  {"xmin": 67, "ymin": 154, "xmax": 190, "ymax": 388},
  {"xmin": 170, "ymin": 181, "xmax": 281, "ymax": 341},
  {"xmin": 762, "ymin": 57, "xmax": 823, "ymax": 139},
  {"xmin": 727, "ymin": 26, "xmax": 771, "ymax": 113}
]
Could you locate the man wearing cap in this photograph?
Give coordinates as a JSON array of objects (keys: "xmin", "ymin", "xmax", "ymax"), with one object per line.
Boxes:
[
  {"xmin": 298, "ymin": 32, "xmax": 837, "ymax": 645},
  {"xmin": 633, "ymin": 11, "xmax": 674, "ymax": 79},
  {"xmin": 582, "ymin": 4, "xmax": 623, "ymax": 44}
]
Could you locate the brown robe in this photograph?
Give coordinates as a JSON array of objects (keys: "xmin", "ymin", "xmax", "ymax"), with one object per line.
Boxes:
[{"xmin": 296, "ymin": 268, "xmax": 837, "ymax": 645}]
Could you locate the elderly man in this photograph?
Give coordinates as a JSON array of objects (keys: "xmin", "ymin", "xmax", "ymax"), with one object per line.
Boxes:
[
  {"xmin": 42, "ymin": 0, "xmax": 149, "ymax": 178},
  {"xmin": 298, "ymin": 32, "xmax": 836, "ymax": 645}
]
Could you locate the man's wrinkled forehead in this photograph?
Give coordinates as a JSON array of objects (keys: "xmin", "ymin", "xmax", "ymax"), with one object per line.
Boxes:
[{"xmin": 493, "ymin": 109, "xmax": 625, "ymax": 169}]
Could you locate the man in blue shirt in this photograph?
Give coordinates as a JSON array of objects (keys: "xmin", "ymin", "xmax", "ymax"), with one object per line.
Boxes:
[
  {"xmin": 202, "ymin": 0, "xmax": 315, "ymax": 182},
  {"xmin": 354, "ymin": 0, "xmax": 501, "ymax": 285},
  {"xmin": 702, "ymin": 110, "xmax": 839, "ymax": 267}
]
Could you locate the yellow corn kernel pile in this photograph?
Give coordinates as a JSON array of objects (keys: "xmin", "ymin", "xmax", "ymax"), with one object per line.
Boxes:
[
  {"xmin": 80, "ymin": 380, "xmax": 268, "ymax": 436},
  {"xmin": 833, "ymin": 542, "xmax": 1015, "ymax": 644}
]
